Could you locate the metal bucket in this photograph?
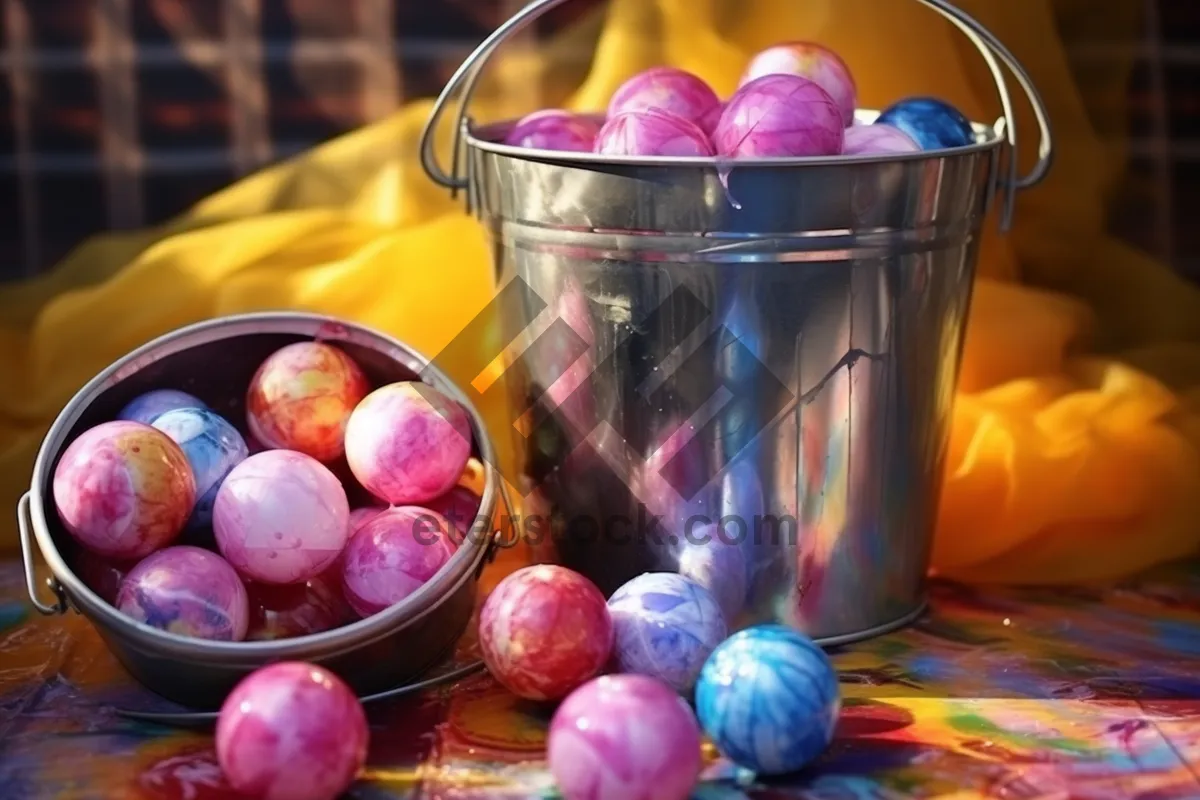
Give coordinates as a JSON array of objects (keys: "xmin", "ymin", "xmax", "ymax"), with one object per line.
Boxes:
[
  {"xmin": 420, "ymin": 0, "xmax": 1054, "ymax": 644},
  {"xmin": 18, "ymin": 313, "xmax": 506, "ymax": 709}
]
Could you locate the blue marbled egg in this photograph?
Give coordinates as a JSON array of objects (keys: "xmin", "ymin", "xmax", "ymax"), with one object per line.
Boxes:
[
  {"xmin": 118, "ymin": 389, "xmax": 208, "ymax": 425},
  {"xmin": 152, "ymin": 408, "xmax": 249, "ymax": 530},
  {"xmin": 695, "ymin": 624, "xmax": 840, "ymax": 775},
  {"xmin": 608, "ymin": 572, "xmax": 727, "ymax": 694},
  {"xmin": 875, "ymin": 97, "xmax": 974, "ymax": 150}
]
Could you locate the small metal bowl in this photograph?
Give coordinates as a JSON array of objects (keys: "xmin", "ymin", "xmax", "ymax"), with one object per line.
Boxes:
[{"xmin": 18, "ymin": 313, "xmax": 505, "ymax": 710}]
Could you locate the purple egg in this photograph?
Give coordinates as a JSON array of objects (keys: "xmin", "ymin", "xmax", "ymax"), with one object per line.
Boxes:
[
  {"xmin": 213, "ymin": 450, "xmax": 350, "ymax": 585},
  {"xmin": 505, "ymin": 109, "xmax": 601, "ymax": 152},
  {"xmin": 117, "ymin": 389, "xmax": 207, "ymax": 425},
  {"xmin": 714, "ymin": 74, "xmax": 844, "ymax": 158},
  {"xmin": 699, "ymin": 101, "xmax": 726, "ymax": 136},
  {"xmin": 842, "ymin": 123, "xmax": 921, "ymax": 155},
  {"xmin": 341, "ymin": 507, "xmax": 456, "ymax": 618},
  {"xmin": 607, "ymin": 66, "xmax": 722, "ymax": 133},
  {"xmin": 740, "ymin": 42, "xmax": 858, "ymax": 127},
  {"xmin": 548, "ymin": 674, "xmax": 702, "ymax": 800},
  {"xmin": 116, "ymin": 546, "xmax": 249, "ymax": 641},
  {"xmin": 595, "ymin": 109, "xmax": 714, "ymax": 157},
  {"xmin": 344, "ymin": 382, "xmax": 473, "ymax": 506},
  {"xmin": 217, "ymin": 662, "xmax": 368, "ymax": 800}
]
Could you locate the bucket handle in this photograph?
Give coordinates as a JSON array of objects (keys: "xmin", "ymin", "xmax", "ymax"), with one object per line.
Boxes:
[
  {"xmin": 17, "ymin": 492, "xmax": 69, "ymax": 616},
  {"xmin": 419, "ymin": 0, "xmax": 1053, "ymax": 231}
]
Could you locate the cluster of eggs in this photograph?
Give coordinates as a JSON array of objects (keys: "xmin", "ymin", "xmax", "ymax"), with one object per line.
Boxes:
[
  {"xmin": 478, "ymin": 564, "xmax": 841, "ymax": 800},
  {"xmin": 505, "ymin": 41, "xmax": 973, "ymax": 159},
  {"xmin": 53, "ymin": 340, "xmax": 480, "ymax": 643}
]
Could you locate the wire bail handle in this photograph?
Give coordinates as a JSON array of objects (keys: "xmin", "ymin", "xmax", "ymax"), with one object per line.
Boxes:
[{"xmin": 419, "ymin": 0, "xmax": 1053, "ymax": 231}]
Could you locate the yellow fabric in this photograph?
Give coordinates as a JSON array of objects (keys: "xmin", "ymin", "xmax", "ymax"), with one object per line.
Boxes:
[{"xmin": 4, "ymin": 0, "xmax": 1200, "ymax": 583}]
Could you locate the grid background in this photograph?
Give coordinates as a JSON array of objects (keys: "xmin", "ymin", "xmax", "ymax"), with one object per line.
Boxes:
[{"xmin": 0, "ymin": 0, "xmax": 1196, "ymax": 282}]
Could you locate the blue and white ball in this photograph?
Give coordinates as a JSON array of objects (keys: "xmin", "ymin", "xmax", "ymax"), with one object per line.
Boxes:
[
  {"xmin": 695, "ymin": 624, "xmax": 840, "ymax": 775},
  {"xmin": 152, "ymin": 408, "xmax": 249, "ymax": 530},
  {"xmin": 118, "ymin": 389, "xmax": 208, "ymax": 425},
  {"xmin": 875, "ymin": 97, "xmax": 974, "ymax": 150},
  {"xmin": 608, "ymin": 572, "xmax": 727, "ymax": 694}
]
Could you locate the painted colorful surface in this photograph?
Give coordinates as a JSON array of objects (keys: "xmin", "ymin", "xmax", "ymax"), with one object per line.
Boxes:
[{"xmin": 2, "ymin": 550, "xmax": 1200, "ymax": 799}]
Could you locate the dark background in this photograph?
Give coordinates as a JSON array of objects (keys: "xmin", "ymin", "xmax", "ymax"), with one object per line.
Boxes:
[{"xmin": 0, "ymin": 0, "xmax": 1196, "ymax": 282}]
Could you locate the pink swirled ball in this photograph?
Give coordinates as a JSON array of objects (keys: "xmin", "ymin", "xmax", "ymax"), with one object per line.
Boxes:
[
  {"xmin": 607, "ymin": 66, "xmax": 722, "ymax": 134},
  {"xmin": 505, "ymin": 109, "xmax": 601, "ymax": 152},
  {"xmin": 425, "ymin": 485, "xmax": 481, "ymax": 547},
  {"xmin": 341, "ymin": 507, "xmax": 457, "ymax": 618},
  {"xmin": 595, "ymin": 109, "xmax": 714, "ymax": 157},
  {"xmin": 53, "ymin": 421, "xmax": 196, "ymax": 560},
  {"xmin": 548, "ymin": 674, "xmax": 702, "ymax": 800},
  {"xmin": 842, "ymin": 123, "xmax": 921, "ymax": 155},
  {"xmin": 213, "ymin": 450, "xmax": 350, "ymax": 585},
  {"xmin": 116, "ymin": 546, "xmax": 249, "ymax": 641},
  {"xmin": 217, "ymin": 662, "xmax": 368, "ymax": 800},
  {"xmin": 344, "ymin": 382, "xmax": 473, "ymax": 506},
  {"xmin": 740, "ymin": 42, "xmax": 858, "ymax": 127},
  {"xmin": 714, "ymin": 74, "xmax": 844, "ymax": 158},
  {"xmin": 347, "ymin": 506, "xmax": 386, "ymax": 535}
]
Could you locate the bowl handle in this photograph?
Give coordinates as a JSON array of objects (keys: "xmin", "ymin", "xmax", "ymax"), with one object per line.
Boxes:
[
  {"xmin": 419, "ymin": 0, "xmax": 1053, "ymax": 230},
  {"xmin": 17, "ymin": 492, "xmax": 69, "ymax": 615}
]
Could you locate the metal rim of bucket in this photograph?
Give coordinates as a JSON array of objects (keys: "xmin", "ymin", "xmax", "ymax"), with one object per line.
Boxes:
[
  {"xmin": 18, "ymin": 312, "xmax": 514, "ymax": 664},
  {"xmin": 418, "ymin": 0, "xmax": 1055, "ymax": 232}
]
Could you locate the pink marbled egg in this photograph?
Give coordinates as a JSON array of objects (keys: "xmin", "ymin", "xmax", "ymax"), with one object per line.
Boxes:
[
  {"xmin": 505, "ymin": 109, "xmax": 601, "ymax": 152},
  {"xmin": 341, "ymin": 507, "xmax": 457, "ymax": 618},
  {"xmin": 479, "ymin": 565, "xmax": 613, "ymax": 701},
  {"xmin": 841, "ymin": 123, "xmax": 921, "ymax": 155},
  {"xmin": 424, "ymin": 486, "xmax": 482, "ymax": 547},
  {"xmin": 213, "ymin": 450, "xmax": 350, "ymax": 585},
  {"xmin": 116, "ymin": 546, "xmax": 249, "ymax": 641},
  {"xmin": 714, "ymin": 74, "xmax": 844, "ymax": 158},
  {"xmin": 246, "ymin": 567, "xmax": 354, "ymax": 641},
  {"xmin": 344, "ymin": 382, "xmax": 473, "ymax": 506},
  {"xmin": 607, "ymin": 67, "xmax": 722, "ymax": 134},
  {"xmin": 347, "ymin": 506, "xmax": 387, "ymax": 535},
  {"xmin": 53, "ymin": 421, "xmax": 196, "ymax": 560},
  {"xmin": 740, "ymin": 42, "xmax": 857, "ymax": 127},
  {"xmin": 216, "ymin": 662, "xmax": 368, "ymax": 800},
  {"xmin": 595, "ymin": 109, "xmax": 714, "ymax": 157},
  {"xmin": 548, "ymin": 674, "xmax": 702, "ymax": 800}
]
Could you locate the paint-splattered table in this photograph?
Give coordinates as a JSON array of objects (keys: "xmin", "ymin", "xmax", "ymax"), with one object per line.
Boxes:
[{"xmin": 3, "ymin": 549, "xmax": 1200, "ymax": 799}]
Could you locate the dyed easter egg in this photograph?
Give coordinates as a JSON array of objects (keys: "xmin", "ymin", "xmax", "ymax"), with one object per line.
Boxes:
[
  {"xmin": 607, "ymin": 67, "xmax": 722, "ymax": 133},
  {"xmin": 246, "ymin": 341, "xmax": 370, "ymax": 463},
  {"xmin": 841, "ymin": 122, "xmax": 921, "ymax": 155},
  {"xmin": 217, "ymin": 662, "xmax": 368, "ymax": 800},
  {"xmin": 72, "ymin": 552, "xmax": 134, "ymax": 606},
  {"xmin": 347, "ymin": 506, "xmax": 386, "ymax": 535},
  {"xmin": 678, "ymin": 529, "xmax": 748, "ymax": 622},
  {"xmin": 699, "ymin": 101, "xmax": 726, "ymax": 136},
  {"xmin": 594, "ymin": 109, "xmax": 714, "ymax": 157},
  {"xmin": 344, "ymin": 382, "xmax": 473, "ymax": 505},
  {"xmin": 425, "ymin": 485, "xmax": 482, "ymax": 546},
  {"xmin": 53, "ymin": 421, "xmax": 196, "ymax": 560},
  {"xmin": 875, "ymin": 97, "xmax": 974, "ymax": 150},
  {"xmin": 116, "ymin": 546, "xmax": 249, "ymax": 641},
  {"xmin": 548, "ymin": 674, "xmax": 702, "ymax": 800},
  {"xmin": 505, "ymin": 109, "xmax": 601, "ymax": 152},
  {"xmin": 607, "ymin": 572, "xmax": 726, "ymax": 693},
  {"xmin": 341, "ymin": 507, "xmax": 456, "ymax": 618},
  {"xmin": 117, "ymin": 389, "xmax": 207, "ymax": 425},
  {"xmin": 246, "ymin": 569, "xmax": 354, "ymax": 641},
  {"xmin": 740, "ymin": 42, "xmax": 857, "ymax": 127},
  {"xmin": 479, "ymin": 565, "xmax": 613, "ymax": 700},
  {"xmin": 152, "ymin": 408, "xmax": 249, "ymax": 531},
  {"xmin": 715, "ymin": 74, "xmax": 844, "ymax": 158},
  {"xmin": 213, "ymin": 450, "xmax": 350, "ymax": 585},
  {"xmin": 696, "ymin": 625, "xmax": 840, "ymax": 774}
]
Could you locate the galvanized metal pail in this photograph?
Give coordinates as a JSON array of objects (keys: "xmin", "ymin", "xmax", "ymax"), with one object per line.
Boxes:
[
  {"xmin": 419, "ymin": 0, "xmax": 1054, "ymax": 644},
  {"xmin": 18, "ymin": 313, "xmax": 508, "ymax": 708}
]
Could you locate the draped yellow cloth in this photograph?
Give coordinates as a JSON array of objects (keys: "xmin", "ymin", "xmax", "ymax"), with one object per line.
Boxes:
[{"xmin": 4, "ymin": 0, "xmax": 1200, "ymax": 583}]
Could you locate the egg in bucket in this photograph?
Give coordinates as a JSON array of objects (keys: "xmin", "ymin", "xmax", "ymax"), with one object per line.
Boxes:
[{"xmin": 18, "ymin": 313, "xmax": 509, "ymax": 709}]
